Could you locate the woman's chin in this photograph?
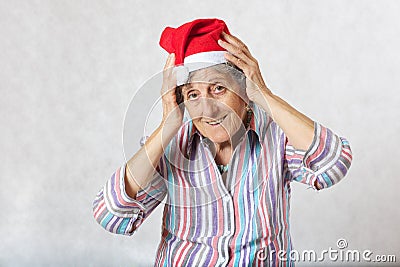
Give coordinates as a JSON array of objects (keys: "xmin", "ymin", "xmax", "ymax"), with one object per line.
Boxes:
[{"xmin": 203, "ymin": 126, "xmax": 231, "ymax": 143}]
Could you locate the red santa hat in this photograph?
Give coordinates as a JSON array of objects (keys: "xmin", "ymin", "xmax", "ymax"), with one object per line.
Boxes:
[{"xmin": 159, "ymin": 18, "xmax": 231, "ymax": 85}]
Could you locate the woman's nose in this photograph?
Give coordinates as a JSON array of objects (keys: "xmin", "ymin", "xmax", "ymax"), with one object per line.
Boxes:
[{"xmin": 200, "ymin": 97, "xmax": 220, "ymax": 119}]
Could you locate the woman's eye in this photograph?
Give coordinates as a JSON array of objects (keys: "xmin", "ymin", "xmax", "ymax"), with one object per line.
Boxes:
[
  {"xmin": 188, "ymin": 93, "xmax": 198, "ymax": 100},
  {"xmin": 214, "ymin": 85, "xmax": 226, "ymax": 94}
]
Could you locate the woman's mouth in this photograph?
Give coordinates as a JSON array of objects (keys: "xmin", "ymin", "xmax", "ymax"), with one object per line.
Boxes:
[{"xmin": 205, "ymin": 115, "xmax": 228, "ymax": 126}]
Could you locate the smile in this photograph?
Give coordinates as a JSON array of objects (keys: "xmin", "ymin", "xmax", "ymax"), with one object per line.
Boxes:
[{"xmin": 205, "ymin": 115, "xmax": 228, "ymax": 126}]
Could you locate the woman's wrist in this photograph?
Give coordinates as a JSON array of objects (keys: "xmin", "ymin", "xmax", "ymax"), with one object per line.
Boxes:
[
  {"xmin": 250, "ymin": 87, "xmax": 275, "ymax": 117},
  {"xmin": 157, "ymin": 121, "xmax": 180, "ymax": 146}
]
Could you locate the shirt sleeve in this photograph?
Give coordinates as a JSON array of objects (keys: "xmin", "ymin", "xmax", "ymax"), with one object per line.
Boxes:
[
  {"xmin": 93, "ymin": 141, "xmax": 167, "ymax": 235},
  {"xmin": 284, "ymin": 121, "xmax": 353, "ymax": 190}
]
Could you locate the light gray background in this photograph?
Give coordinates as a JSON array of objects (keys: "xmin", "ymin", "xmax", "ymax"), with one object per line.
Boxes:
[{"xmin": 1, "ymin": 0, "xmax": 399, "ymax": 266}]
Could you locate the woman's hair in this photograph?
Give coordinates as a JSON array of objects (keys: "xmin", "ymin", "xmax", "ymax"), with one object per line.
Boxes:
[{"xmin": 175, "ymin": 62, "xmax": 246, "ymax": 105}]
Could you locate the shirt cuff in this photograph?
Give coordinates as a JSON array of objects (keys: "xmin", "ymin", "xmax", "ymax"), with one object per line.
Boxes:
[
  {"xmin": 103, "ymin": 164, "xmax": 146, "ymax": 218},
  {"xmin": 302, "ymin": 122, "xmax": 343, "ymax": 175}
]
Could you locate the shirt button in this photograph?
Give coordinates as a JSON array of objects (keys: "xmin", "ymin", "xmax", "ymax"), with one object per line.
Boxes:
[{"xmin": 139, "ymin": 136, "xmax": 149, "ymax": 147}]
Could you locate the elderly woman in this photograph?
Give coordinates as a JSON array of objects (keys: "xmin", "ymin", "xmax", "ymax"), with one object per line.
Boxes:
[{"xmin": 93, "ymin": 19, "xmax": 352, "ymax": 266}]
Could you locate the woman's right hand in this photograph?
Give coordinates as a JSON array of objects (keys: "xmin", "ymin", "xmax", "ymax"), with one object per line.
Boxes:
[{"xmin": 160, "ymin": 53, "xmax": 184, "ymax": 134}]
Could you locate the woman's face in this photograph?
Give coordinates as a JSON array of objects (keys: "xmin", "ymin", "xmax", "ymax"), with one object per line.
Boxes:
[{"xmin": 181, "ymin": 67, "xmax": 248, "ymax": 144}]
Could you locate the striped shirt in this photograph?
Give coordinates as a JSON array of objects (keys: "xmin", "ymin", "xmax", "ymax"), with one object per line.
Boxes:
[{"xmin": 93, "ymin": 102, "xmax": 352, "ymax": 266}]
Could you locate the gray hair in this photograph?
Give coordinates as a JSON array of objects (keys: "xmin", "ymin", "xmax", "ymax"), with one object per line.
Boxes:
[{"xmin": 188, "ymin": 62, "xmax": 246, "ymax": 89}]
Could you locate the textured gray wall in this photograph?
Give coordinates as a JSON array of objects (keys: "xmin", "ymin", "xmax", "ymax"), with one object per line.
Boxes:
[{"xmin": 1, "ymin": 1, "xmax": 399, "ymax": 266}]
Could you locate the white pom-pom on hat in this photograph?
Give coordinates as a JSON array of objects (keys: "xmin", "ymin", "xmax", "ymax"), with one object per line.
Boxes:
[{"xmin": 174, "ymin": 65, "xmax": 190, "ymax": 86}]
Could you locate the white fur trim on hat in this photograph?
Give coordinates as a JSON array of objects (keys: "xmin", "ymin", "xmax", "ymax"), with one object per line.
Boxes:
[
  {"xmin": 174, "ymin": 51, "xmax": 227, "ymax": 86},
  {"xmin": 184, "ymin": 51, "xmax": 227, "ymax": 66}
]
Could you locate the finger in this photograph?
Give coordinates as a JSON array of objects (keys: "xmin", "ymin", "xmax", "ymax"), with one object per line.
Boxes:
[
  {"xmin": 223, "ymin": 52, "xmax": 248, "ymax": 71},
  {"xmin": 163, "ymin": 53, "xmax": 175, "ymax": 71},
  {"xmin": 221, "ymin": 32, "xmax": 255, "ymax": 60},
  {"xmin": 162, "ymin": 53, "xmax": 177, "ymax": 94},
  {"xmin": 162, "ymin": 53, "xmax": 176, "ymax": 81},
  {"xmin": 218, "ymin": 38, "xmax": 253, "ymax": 65},
  {"xmin": 161, "ymin": 76, "xmax": 177, "ymax": 94},
  {"xmin": 160, "ymin": 82, "xmax": 177, "ymax": 99}
]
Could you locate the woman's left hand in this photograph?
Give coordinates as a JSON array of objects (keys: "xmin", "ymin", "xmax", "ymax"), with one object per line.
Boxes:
[{"xmin": 218, "ymin": 32, "xmax": 271, "ymax": 103}]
